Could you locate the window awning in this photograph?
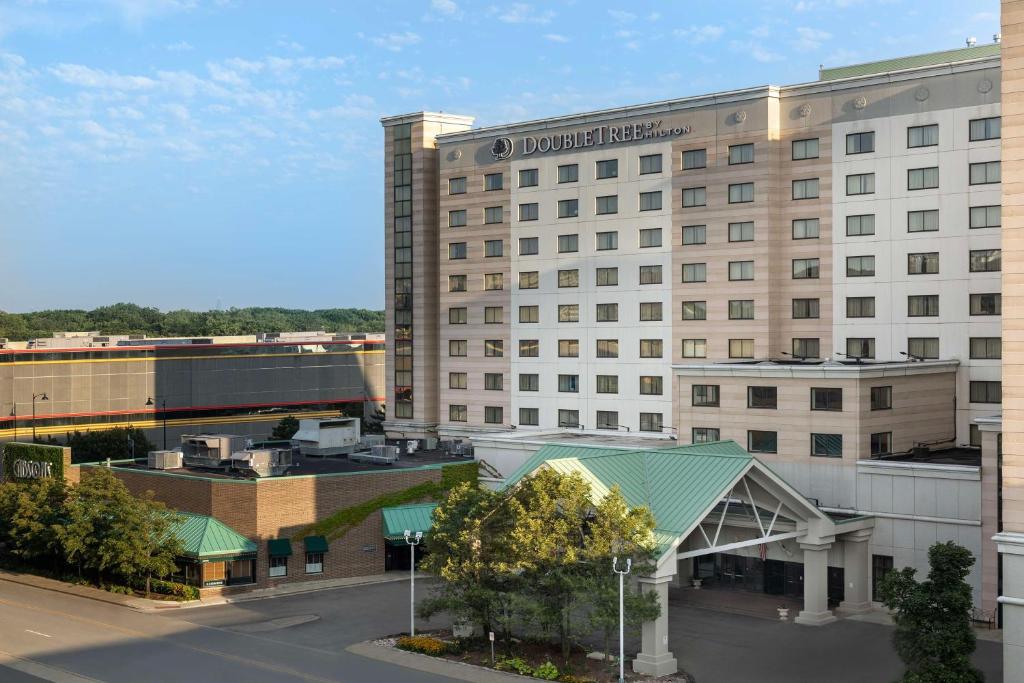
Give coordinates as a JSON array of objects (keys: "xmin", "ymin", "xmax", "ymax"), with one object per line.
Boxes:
[
  {"xmin": 303, "ymin": 535, "xmax": 328, "ymax": 553},
  {"xmin": 268, "ymin": 539, "xmax": 292, "ymax": 557},
  {"xmin": 382, "ymin": 503, "xmax": 438, "ymax": 541}
]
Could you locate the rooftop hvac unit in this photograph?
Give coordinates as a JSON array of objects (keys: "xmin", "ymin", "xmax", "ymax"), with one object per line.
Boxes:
[
  {"xmin": 348, "ymin": 445, "xmax": 399, "ymax": 465},
  {"xmin": 230, "ymin": 448, "xmax": 293, "ymax": 478},
  {"xmin": 148, "ymin": 450, "xmax": 183, "ymax": 470},
  {"xmin": 181, "ymin": 434, "xmax": 246, "ymax": 468},
  {"xmin": 360, "ymin": 434, "xmax": 386, "ymax": 449},
  {"xmin": 293, "ymin": 418, "xmax": 361, "ymax": 457}
]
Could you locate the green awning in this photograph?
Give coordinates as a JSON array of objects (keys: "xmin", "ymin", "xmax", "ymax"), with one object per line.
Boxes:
[
  {"xmin": 169, "ymin": 512, "xmax": 257, "ymax": 560},
  {"xmin": 303, "ymin": 535, "xmax": 328, "ymax": 553},
  {"xmin": 268, "ymin": 539, "xmax": 292, "ymax": 557},
  {"xmin": 382, "ymin": 503, "xmax": 438, "ymax": 541}
]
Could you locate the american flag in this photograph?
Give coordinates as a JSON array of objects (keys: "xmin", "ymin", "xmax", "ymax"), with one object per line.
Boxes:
[{"xmin": 759, "ymin": 543, "xmax": 767, "ymax": 561}]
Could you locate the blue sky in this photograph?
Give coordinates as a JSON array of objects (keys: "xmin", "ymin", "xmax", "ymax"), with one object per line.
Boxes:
[{"xmin": 0, "ymin": 0, "xmax": 1000, "ymax": 312}]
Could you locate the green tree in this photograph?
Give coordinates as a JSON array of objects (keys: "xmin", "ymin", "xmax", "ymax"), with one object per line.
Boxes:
[
  {"xmin": 0, "ymin": 477, "xmax": 69, "ymax": 569},
  {"xmin": 880, "ymin": 541, "xmax": 983, "ymax": 683},
  {"xmin": 271, "ymin": 416, "xmax": 300, "ymax": 440},
  {"xmin": 41, "ymin": 427, "xmax": 154, "ymax": 463}
]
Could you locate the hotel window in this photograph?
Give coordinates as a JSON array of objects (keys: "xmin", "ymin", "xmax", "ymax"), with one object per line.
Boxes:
[
  {"xmin": 970, "ymin": 249, "xmax": 1001, "ymax": 272},
  {"xmin": 693, "ymin": 427, "xmax": 720, "ymax": 443},
  {"xmin": 969, "ymin": 381, "xmax": 1001, "ymax": 404},
  {"xmin": 748, "ymin": 430, "xmax": 778, "ymax": 454},
  {"xmin": 484, "ymin": 206, "xmax": 503, "ymax": 224},
  {"xmin": 519, "ymin": 339, "xmax": 539, "ymax": 357},
  {"xmin": 907, "ymin": 252, "xmax": 939, "ymax": 275},
  {"xmin": 792, "ymin": 178, "xmax": 819, "ymax": 200},
  {"xmin": 558, "ymin": 374, "xmax": 579, "ymax": 393},
  {"xmin": 908, "ymin": 167, "xmax": 938, "ymax": 190},
  {"xmin": 970, "ymin": 161, "xmax": 1001, "ymax": 185},
  {"xmin": 269, "ymin": 555, "xmax": 287, "ymax": 578},
  {"xmin": 558, "ymin": 339, "xmax": 579, "ymax": 357},
  {"xmin": 558, "ymin": 409, "xmax": 580, "ymax": 428},
  {"xmin": 970, "ymin": 205, "xmax": 1001, "ymax": 229},
  {"xmin": 639, "ymin": 191, "xmax": 662, "ymax": 211},
  {"xmin": 792, "ymin": 218, "xmax": 820, "ymax": 239},
  {"xmin": 792, "ymin": 258, "xmax": 819, "ymax": 279},
  {"xmin": 595, "ymin": 303, "xmax": 619, "ymax": 322},
  {"xmin": 596, "ymin": 231, "xmax": 618, "ymax": 250},
  {"xmin": 596, "ymin": 159, "xmax": 618, "ymax": 179},
  {"xmin": 729, "ymin": 221, "xmax": 754, "ymax": 242},
  {"xmin": 871, "ymin": 386, "xmax": 892, "ymax": 411},
  {"xmin": 518, "ymin": 271, "xmax": 539, "ymax": 289},
  {"xmin": 639, "ymin": 153, "xmax": 663, "ymax": 175},
  {"xmin": 596, "ymin": 374, "xmax": 619, "ymax": 394},
  {"xmin": 518, "ymin": 203, "xmax": 539, "ymax": 221},
  {"xmin": 692, "ymin": 384, "xmax": 720, "ymax": 407},
  {"xmin": 558, "ymin": 198, "xmax": 579, "ymax": 218},
  {"xmin": 729, "ymin": 260, "xmax": 754, "ymax": 281},
  {"xmin": 484, "ymin": 306, "xmax": 503, "ymax": 324},
  {"xmin": 485, "ymin": 240, "xmax": 503, "ymax": 257},
  {"xmin": 907, "ymin": 337, "xmax": 939, "ymax": 359},
  {"xmin": 846, "ymin": 214, "xmax": 875, "ymax": 236},
  {"xmin": 558, "ymin": 234, "xmax": 578, "ymax": 253},
  {"xmin": 484, "ymin": 373, "xmax": 503, "ymax": 391},
  {"xmin": 682, "ymin": 148, "xmax": 706, "ymax": 170},
  {"xmin": 811, "ymin": 434, "xmax": 843, "ymax": 458},
  {"xmin": 682, "ymin": 187, "xmax": 706, "ymax": 207},
  {"xmin": 970, "ymin": 116, "xmax": 1001, "ymax": 141},
  {"xmin": 871, "ymin": 432, "xmax": 893, "ymax": 456},
  {"xmin": 847, "ymin": 337, "xmax": 875, "ymax": 359},
  {"xmin": 748, "ymin": 386, "xmax": 777, "ymax": 409},
  {"xmin": 449, "ymin": 372, "xmax": 467, "ymax": 389},
  {"xmin": 729, "ymin": 143, "xmax": 754, "ymax": 165},
  {"xmin": 484, "ymin": 172, "xmax": 503, "ymax": 191},
  {"xmin": 448, "ymin": 242, "xmax": 467, "ymax": 259},
  {"xmin": 792, "ymin": 298, "xmax": 820, "ymax": 319},
  {"xmin": 448, "ymin": 274, "xmax": 467, "ymax": 292},
  {"xmin": 305, "ymin": 551, "xmax": 324, "ymax": 574},
  {"xmin": 448, "ymin": 209, "xmax": 467, "ymax": 227},
  {"xmin": 519, "ymin": 374, "xmax": 539, "ymax": 391},
  {"xmin": 640, "ymin": 302, "xmax": 663, "ymax": 321},
  {"xmin": 847, "ymin": 255, "xmax": 875, "ymax": 277},
  {"xmin": 596, "ymin": 411, "xmax": 619, "ymax": 430},
  {"xmin": 558, "ymin": 269, "xmax": 579, "ymax": 288},
  {"xmin": 640, "ymin": 376, "xmax": 663, "ymax": 395},
  {"xmin": 449, "ymin": 340, "xmax": 467, "ymax": 357},
  {"xmin": 682, "ymin": 301, "xmax": 707, "ymax": 320},
  {"xmin": 640, "ymin": 413, "xmax": 663, "ymax": 433},
  {"xmin": 729, "ymin": 300, "xmax": 754, "ymax": 320},
  {"xmin": 682, "ymin": 263, "xmax": 706, "ymax": 283},
  {"xmin": 596, "ymin": 195, "xmax": 618, "ymax": 215},
  {"xmin": 484, "ymin": 340, "xmax": 503, "ymax": 357},
  {"xmin": 728, "ymin": 182, "xmax": 754, "ymax": 203},
  {"xmin": 639, "ymin": 265, "xmax": 662, "ymax": 285},
  {"xmin": 908, "ymin": 295, "xmax": 939, "ymax": 317},
  {"xmin": 519, "ymin": 168, "xmax": 539, "ymax": 187},
  {"xmin": 792, "ymin": 138, "xmax": 819, "ymax": 160},
  {"xmin": 449, "ymin": 307, "xmax": 467, "ymax": 325},
  {"xmin": 846, "ymin": 173, "xmax": 875, "ymax": 195},
  {"xmin": 558, "ymin": 304, "xmax": 579, "ymax": 323},
  {"xmin": 596, "ymin": 339, "xmax": 619, "ymax": 358},
  {"xmin": 970, "ymin": 293, "xmax": 1001, "ymax": 315},
  {"xmin": 484, "ymin": 273, "xmax": 503, "ymax": 290},
  {"xmin": 596, "ymin": 267, "xmax": 618, "ymax": 286},
  {"xmin": 811, "ymin": 387, "xmax": 842, "ymax": 411},
  {"xmin": 682, "ymin": 338, "xmax": 707, "ymax": 358},
  {"xmin": 682, "ymin": 225, "xmax": 706, "ymax": 245},
  {"xmin": 970, "ymin": 337, "xmax": 1001, "ymax": 359},
  {"xmin": 449, "ymin": 177, "xmax": 467, "ymax": 195},
  {"xmin": 729, "ymin": 338, "xmax": 754, "ymax": 358},
  {"xmin": 846, "ymin": 131, "xmax": 874, "ymax": 154},
  {"xmin": 640, "ymin": 339, "xmax": 663, "ymax": 358},
  {"xmin": 907, "ymin": 124, "xmax": 938, "ymax": 148},
  {"xmin": 519, "ymin": 408, "xmax": 539, "ymax": 426},
  {"xmin": 519, "ymin": 237, "xmax": 538, "ymax": 255},
  {"xmin": 639, "ymin": 227, "xmax": 662, "ymax": 247},
  {"xmin": 558, "ymin": 163, "xmax": 579, "ymax": 183},
  {"xmin": 484, "ymin": 406, "xmax": 503, "ymax": 424},
  {"xmin": 908, "ymin": 209, "xmax": 939, "ymax": 233},
  {"xmin": 793, "ymin": 338, "xmax": 820, "ymax": 359}
]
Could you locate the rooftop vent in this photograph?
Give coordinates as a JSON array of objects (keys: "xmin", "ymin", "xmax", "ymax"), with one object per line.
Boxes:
[
  {"xmin": 966, "ymin": 37, "xmax": 977, "ymax": 47},
  {"xmin": 994, "ymin": 34, "xmax": 1002, "ymax": 44}
]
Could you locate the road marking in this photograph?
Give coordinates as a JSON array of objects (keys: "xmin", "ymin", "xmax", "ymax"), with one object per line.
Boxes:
[{"xmin": 25, "ymin": 629, "xmax": 52, "ymax": 638}]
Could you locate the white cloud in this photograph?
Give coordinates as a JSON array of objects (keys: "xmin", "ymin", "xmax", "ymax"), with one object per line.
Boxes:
[
  {"xmin": 366, "ymin": 31, "xmax": 422, "ymax": 51},
  {"xmin": 276, "ymin": 39, "xmax": 304, "ymax": 52},
  {"xmin": 309, "ymin": 93, "xmax": 377, "ymax": 120},
  {"xmin": 730, "ymin": 40, "xmax": 784, "ymax": 63},
  {"xmin": 108, "ymin": 106, "xmax": 145, "ymax": 120},
  {"xmin": 497, "ymin": 3, "xmax": 553, "ymax": 24},
  {"xmin": 607, "ymin": 9, "xmax": 636, "ymax": 22},
  {"xmin": 544, "ymin": 33, "xmax": 569, "ymax": 43},
  {"xmin": 166, "ymin": 40, "xmax": 193, "ymax": 52},
  {"xmin": 674, "ymin": 25, "xmax": 725, "ymax": 45},
  {"xmin": 793, "ymin": 26, "xmax": 831, "ymax": 51},
  {"xmin": 50, "ymin": 63, "xmax": 157, "ymax": 90},
  {"xmin": 431, "ymin": 0, "xmax": 458, "ymax": 14}
]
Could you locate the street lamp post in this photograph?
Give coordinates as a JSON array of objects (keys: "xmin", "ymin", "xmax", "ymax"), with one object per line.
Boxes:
[
  {"xmin": 403, "ymin": 529, "xmax": 422, "ymax": 636},
  {"xmin": 612, "ymin": 556, "xmax": 632, "ymax": 683},
  {"xmin": 31, "ymin": 393, "xmax": 48, "ymax": 442},
  {"xmin": 10, "ymin": 405, "xmax": 16, "ymax": 442},
  {"xmin": 146, "ymin": 397, "xmax": 168, "ymax": 450}
]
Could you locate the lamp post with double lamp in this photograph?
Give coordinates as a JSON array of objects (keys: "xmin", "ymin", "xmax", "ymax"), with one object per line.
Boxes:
[
  {"xmin": 9, "ymin": 406, "xmax": 16, "ymax": 442},
  {"xmin": 403, "ymin": 529, "xmax": 422, "ymax": 636},
  {"xmin": 146, "ymin": 397, "xmax": 168, "ymax": 450},
  {"xmin": 31, "ymin": 393, "xmax": 48, "ymax": 442},
  {"xmin": 612, "ymin": 556, "xmax": 632, "ymax": 683}
]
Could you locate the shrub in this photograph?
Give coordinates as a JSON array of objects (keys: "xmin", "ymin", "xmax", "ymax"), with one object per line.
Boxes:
[
  {"xmin": 105, "ymin": 583, "xmax": 133, "ymax": 595},
  {"xmin": 533, "ymin": 661, "xmax": 559, "ymax": 680},
  {"xmin": 396, "ymin": 635, "xmax": 448, "ymax": 656},
  {"xmin": 496, "ymin": 657, "xmax": 533, "ymax": 676}
]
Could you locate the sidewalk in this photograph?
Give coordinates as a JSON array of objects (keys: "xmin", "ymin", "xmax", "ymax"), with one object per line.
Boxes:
[
  {"xmin": 0, "ymin": 569, "xmax": 169, "ymax": 610},
  {"xmin": 347, "ymin": 641, "xmax": 530, "ymax": 683}
]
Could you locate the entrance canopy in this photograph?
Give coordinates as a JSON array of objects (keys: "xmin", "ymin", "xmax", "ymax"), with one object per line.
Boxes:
[{"xmin": 382, "ymin": 503, "xmax": 438, "ymax": 542}]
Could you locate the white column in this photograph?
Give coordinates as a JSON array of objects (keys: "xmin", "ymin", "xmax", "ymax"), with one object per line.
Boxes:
[
  {"xmin": 632, "ymin": 576, "xmax": 678, "ymax": 677},
  {"xmin": 838, "ymin": 529, "xmax": 872, "ymax": 614},
  {"xmin": 795, "ymin": 541, "xmax": 837, "ymax": 626},
  {"xmin": 996, "ymin": 533, "xmax": 1024, "ymax": 682}
]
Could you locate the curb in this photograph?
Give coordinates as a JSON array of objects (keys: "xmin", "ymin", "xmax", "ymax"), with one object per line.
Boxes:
[{"xmin": 346, "ymin": 641, "xmax": 531, "ymax": 683}]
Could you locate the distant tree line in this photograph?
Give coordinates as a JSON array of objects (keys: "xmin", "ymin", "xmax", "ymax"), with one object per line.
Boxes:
[{"xmin": 0, "ymin": 303, "xmax": 384, "ymax": 341}]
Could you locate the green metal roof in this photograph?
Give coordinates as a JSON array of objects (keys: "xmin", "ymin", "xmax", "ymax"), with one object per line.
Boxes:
[
  {"xmin": 820, "ymin": 44, "xmax": 999, "ymax": 81},
  {"xmin": 382, "ymin": 503, "xmax": 439, "ymax": 540},
  {"xmin": 170, "ymin": 512, "xmax": 257, "ymax": 559},
  {"xmin": 304, "ymin": 535, "xmax": 328, "ymax": 553},
  {"xmin": 268, "ymin": 539, "xmax": 292, "ymax": 556}
]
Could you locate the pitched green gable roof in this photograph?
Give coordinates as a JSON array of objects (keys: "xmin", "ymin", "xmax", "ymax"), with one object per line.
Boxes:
[
  {"xmin": 382, "ymin": 503, "xmax": 439, "ymax": 541},
  {"xmin": 170, "ymin": 512, "xmax": 257, "ymax": 559},
  {"xmin": 820, "ymin": 44, "xmax": 999, "ymax": 81}
]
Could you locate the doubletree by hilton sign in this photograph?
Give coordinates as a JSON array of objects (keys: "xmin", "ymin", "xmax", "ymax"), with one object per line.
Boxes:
[{"xmin": 490, "ymin": 119, "xmax": 692, "ymax": 160}]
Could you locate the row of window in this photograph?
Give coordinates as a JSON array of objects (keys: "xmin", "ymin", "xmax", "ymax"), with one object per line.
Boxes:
[
  {"xmin": 840, "ymin": 118, "xmax": 1000, "ymax": 157},
  {"xmin": 448, "ymin": 191, "xmax": 665, "ymax": 227},
  {"xmin": 447, "ymin": 405, "xmax": 665, "ymax": 432},
  {"xmin": 841, "ymin": 206, "xmax": 1001, "ymax": 236},
  {"xmin": 679, "ymin": 334, "xmax": 1002, "ymax": 361},
  {"xmin": 449, "ymin": 155, "xmax": 666, "ymax": 196},
  {"xmin": 448, "ymin": 371, "xmax": 664, "ymax": 395},
  {"xmin": 692, "ymin": 385, "xmax": 888, "ymax": 410},
  {"xmin": 694, "ymin": 428, "xmax": 888, "ymax": 458},
  {"xmin": 269, "ymin": 551, "xmax": 325, "ymax": 577},
  {"xmin": 451, "ymin": 301, "xmax": 669, "ymax": 325},
  {"xmin": 448, "ymin": 338, "xmax": 665, "ymax": 358},
  {"xmin": 448, "ymin": 228, "xmax": 663, "ymax": 261}
]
